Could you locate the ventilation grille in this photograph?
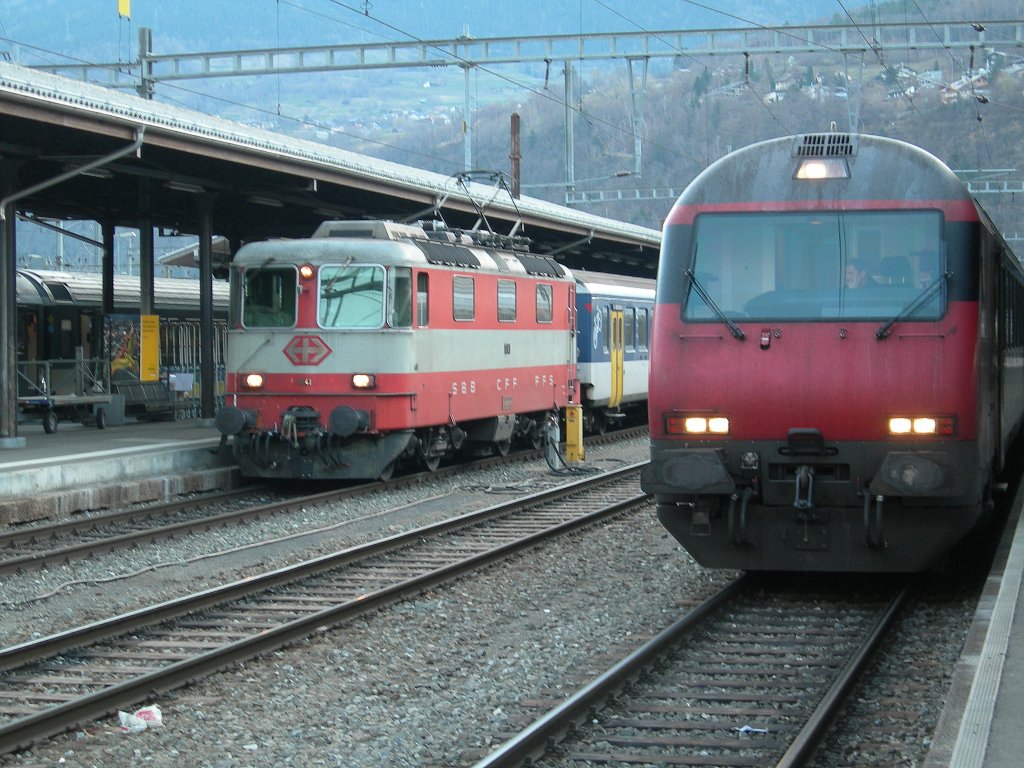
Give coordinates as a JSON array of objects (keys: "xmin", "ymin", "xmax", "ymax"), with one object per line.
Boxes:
[{"xmin": 795, "ymin": 133, "xmax": 856, "ymax": 157}]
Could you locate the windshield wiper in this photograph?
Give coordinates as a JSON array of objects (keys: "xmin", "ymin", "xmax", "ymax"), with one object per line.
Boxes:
[
  {"xmin": 875, "ymin": 271, "xmax": 950, "ymax": 339},
  {"xmin": 685, "ymin": 269, "xmax": 744, "ymax": 340}
]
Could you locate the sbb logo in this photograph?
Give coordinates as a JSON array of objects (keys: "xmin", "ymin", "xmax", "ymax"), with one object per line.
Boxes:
[{"xmin": 283, "ymin": 335, "xmax": 333, "ymax": 366}]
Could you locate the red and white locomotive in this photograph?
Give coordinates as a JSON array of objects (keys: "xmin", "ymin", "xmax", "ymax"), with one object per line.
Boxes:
[
  {"xmin": 215, "ymin": 219, "xmax": 577, "ymax": 480},
  {"xmin": 641, "ymin": 132, "xmax": 1024, "ymax": 572}
]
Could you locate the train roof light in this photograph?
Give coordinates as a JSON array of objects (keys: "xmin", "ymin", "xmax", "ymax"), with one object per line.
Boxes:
[
  {"xmin": 299, "ymin": 264, "xmax": 315, "ymax": 279},
  {"xmin": 795, "ymin": 158, "xmax": 850, "ymax": 180}
]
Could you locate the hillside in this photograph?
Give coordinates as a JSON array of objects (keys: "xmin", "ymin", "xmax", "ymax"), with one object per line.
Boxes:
[{"xmin": 5, "ymin": 0, "xmax": 1023, "ymax": 262}]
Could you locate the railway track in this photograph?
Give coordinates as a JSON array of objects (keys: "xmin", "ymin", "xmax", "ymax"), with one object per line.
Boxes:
[
  {"xmin": 472, "ymin": 575, "xmax": 910, "ymax": 768},
  {"xmin": 0, "ymin": 462, "xmax": 649, "ymax": 756},
  {"xmin": 0, "ymin": 427, "xmax": 646, "ymax": 575}
]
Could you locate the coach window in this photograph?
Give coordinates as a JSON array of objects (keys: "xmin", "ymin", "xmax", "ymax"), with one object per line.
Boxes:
[
  {"xmin": 536, "ymin": 284, "xmax": 553, "ymax": 323},
  {"xmin": 241, "ymin": 266, "xmax": 297, "ymax": 328},
  {"xmin": 319, "ymin": 264, "xmax": 385, "ymax": 328},
  {"xmin": 637, "ymin": 308, "xmax": 649, "ymax": 350},
  {"xmin": 389, "ymin": 267, "xmax": 413, "ymax": 328},
  {"xmin": 453, "ymin": 275, "xmax": 475, "ymax": 321},
  {"xmin": 601, "ymin": 307, "xmax": 610, "ymax": 353},
  {"xmin": 416, "ymin": 273, "xmax": 429, "ymax": 327},
  {"xmin": 498, "ymin": 279, "xmax": 517, "ymax": 322},
  {"xmin": 624, "ymin": 308, "xmax": 636, "ymax": 350}
]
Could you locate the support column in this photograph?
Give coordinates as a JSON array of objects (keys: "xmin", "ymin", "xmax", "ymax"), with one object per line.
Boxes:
[
  {"xmin": 0, "ymin": 162, "xmax": 24, "ymax": 448},
  {"xmin": 626, "ymin": 57, "xmax": 648, "ymax": 177},
  {"xmin": 462, "ymin": 64, "xmax": 476, "ymax": 172},
  {"xmin": 564, "ymin": 60, "xmax": 575, "ymax": 206},
  {"xmin": 198, "ymin": 195, "xmax": 215, "ymax": 421},
  {"xmin": 138, "ymin": 178, "xmax": 155, "ymax": 316},
  {"xmin": 101, "ymin": 221, "xmax": 115, "ymax": 316}
]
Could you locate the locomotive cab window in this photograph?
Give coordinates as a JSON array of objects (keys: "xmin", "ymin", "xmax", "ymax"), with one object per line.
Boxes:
[
  {"xmin": 240, "ymin": 266, "xmax": 298, "ymax": 328},
  {"xmin": 319, "ymin": 264, "xmax": 385, "ymax": 328},
  {"xmin": 686, "ymin": 210, "xmax": 944, "ymax": 322}
]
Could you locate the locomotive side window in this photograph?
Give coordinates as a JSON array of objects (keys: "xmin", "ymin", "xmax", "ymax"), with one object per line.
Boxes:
[
  {"xmin": 453, "ymin": 275, "xmax": 475, "ymax": 321},
  {"xmin": 416, "ymin": 273, "xmax": 429, "ymax": 327},
  {"xmin": 389, "ymin": 267, "xmax": 413, "ymax": 328},
  {"xmin": 536, "ymin": 284, "xmax": 553, "ymax": 323},
  {"xmin": 498, "ymin": 279, "xmax": 517, "ymax": 322},
  {"xmin": 686, "ymin": 211, "xmax": 944, "ymax": 322},
  {"xmin": 319, "ymin": 265, "xmax": 385, "ymax": 328},
  {"xmin": 241, "ymin": 267, "xmax": 297, "ymax": 327}
]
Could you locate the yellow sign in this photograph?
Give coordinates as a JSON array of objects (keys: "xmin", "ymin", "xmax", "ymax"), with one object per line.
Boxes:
[
  {"xmin": 118, "ymin": 0, "xmax": 131, "ymax": 18},
  {"xmin": 140, "ymin": 314, "xmax": 160, "ymax": 382}
]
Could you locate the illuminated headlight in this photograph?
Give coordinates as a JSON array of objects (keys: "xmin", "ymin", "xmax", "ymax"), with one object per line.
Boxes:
[
  {"xmin": 299, "ymin": 263, "xmax": 315, "ymax": 279},
  {"xmin": 795, "ymin": 158, "xmax": 850, "ymax": 180},
  {"xmin": 665, "ymin": 413, "xmax": 730, "ymax": 435},
  {"xmin": 241, "ymin": 373, "xmax": 265, "ymax": 390},
  {"xmin": 888, "ymin": 415, "xmax": 955, "ymax": 436},
  {"xmin": 351, "ymin": 373, "xmax": 377, "ymax": 389}
]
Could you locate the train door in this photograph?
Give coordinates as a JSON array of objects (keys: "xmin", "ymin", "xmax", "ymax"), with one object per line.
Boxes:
[{"xmin": 609, "ymin": 307, "xmax": 624, "ymax": 409}]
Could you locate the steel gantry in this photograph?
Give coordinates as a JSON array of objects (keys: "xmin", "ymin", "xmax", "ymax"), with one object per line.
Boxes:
[{"xmin": 23, "ymin": 20, "xmax": 1024, "ymax": 203}]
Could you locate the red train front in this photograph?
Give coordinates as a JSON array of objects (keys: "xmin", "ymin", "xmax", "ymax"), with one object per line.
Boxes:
[
  {"xmin": 641, "ymin": 132, "xmax": 1024, "ymax": 572},
  {"xmin": 216, "ymin": 220, "xmax": 577, "ymax": 480}
]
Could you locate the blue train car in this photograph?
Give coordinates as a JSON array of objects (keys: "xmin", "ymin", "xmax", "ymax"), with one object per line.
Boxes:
[{"xmin": 574, "ymin": 271, "xmax": 655, "ymax": 433}]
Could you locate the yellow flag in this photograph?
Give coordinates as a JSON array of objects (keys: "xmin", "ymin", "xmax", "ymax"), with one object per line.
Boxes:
[{"xmin": 118, "ymin": 0, "xmax": 130, "ymax": 18}]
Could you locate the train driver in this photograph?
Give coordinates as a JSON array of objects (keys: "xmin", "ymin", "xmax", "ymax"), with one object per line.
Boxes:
[{"xmin": 845, "ymin": 259, "xmax": 875, "ymax": 290}]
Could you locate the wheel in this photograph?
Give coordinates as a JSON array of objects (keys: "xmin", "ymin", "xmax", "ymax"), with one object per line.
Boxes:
[
  {"xmin": 419, "ymin": 452, "xmax": 441, "ymax": 472},
  {"xmin": 378, "ymin": 461, "xmax": 396, "ymax": 482},
  {"xmin": 493, "ymin": 438, "xmax": 512, "ymax": 457},
  {"xmin": 96, "ymin": 408, "xmax": 107, "ymax": 430},
  {"xmin": 42, "ymin": 409, "xmax": 58, "ymax": 434}
]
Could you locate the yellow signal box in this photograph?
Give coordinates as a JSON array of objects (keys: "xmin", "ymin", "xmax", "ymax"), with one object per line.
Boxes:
[{"xmin": 565, "ymin": 405, "xmax": 585, "ymax": 464}]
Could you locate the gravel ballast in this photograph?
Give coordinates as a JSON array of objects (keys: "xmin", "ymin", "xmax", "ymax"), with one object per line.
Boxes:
[{"xmin": 0, "ymin": 438, "xmax": 734, "ymax": 767}]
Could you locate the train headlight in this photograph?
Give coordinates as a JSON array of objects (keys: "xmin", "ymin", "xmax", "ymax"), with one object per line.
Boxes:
[
  {"xmin": 299, "ymin": 263, "xmax": 315, "ymax": 280},
  {"xmin": 352, "ymin": 373, "xmax": 377, "ymax": 389},
  {"xmin": 795, "ymin": 158, "xmax": 850, "ymax": 180},
  {"xmin": 241, "ymin": 373, "xmax": 265, "ymax": 390},
  {"xmin": 887, "ymin": 415, "xmax": 955, "ymax": 436},
  {"xmin": 665, "ymin": 413, "xmax": 729, "ymax": 435}
]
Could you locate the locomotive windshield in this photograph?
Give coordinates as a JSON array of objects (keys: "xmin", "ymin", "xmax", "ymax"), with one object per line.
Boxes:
[
  {"xmin": 685, "ymin": 210, "xmax": 944, "ymax": 322},
  {"xmin": 239, "ymin": 266, "xmax": 298, "ymax": 327},
  {"xmin": 319, "ymin": 265, "xmax": 385, "ymax": 328}
]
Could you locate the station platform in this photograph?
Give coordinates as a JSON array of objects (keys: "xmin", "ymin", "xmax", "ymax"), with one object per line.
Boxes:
[
  {"xmin": 926, "ymin": 481, "xmax": 1024, "ymax": 767},
  {"xmin": 0, "ymin": 417, "xmax": 237, "ymax": 525}
]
